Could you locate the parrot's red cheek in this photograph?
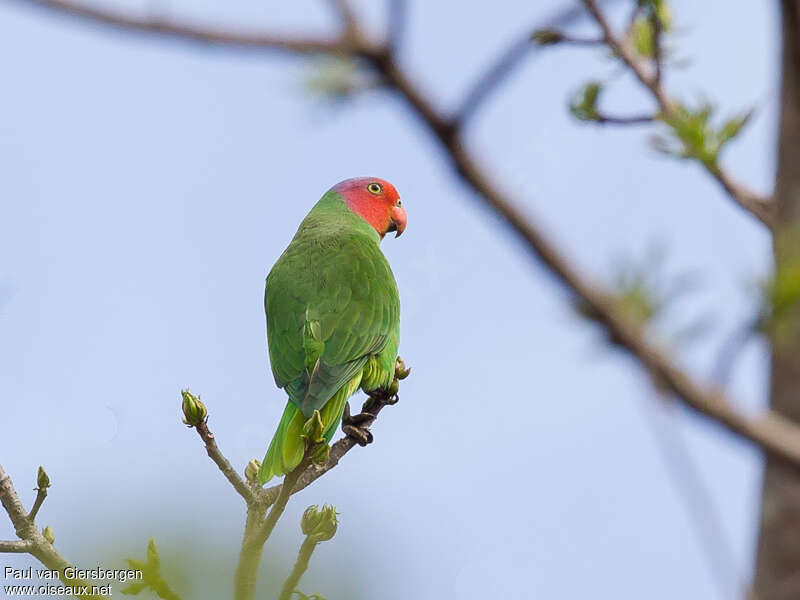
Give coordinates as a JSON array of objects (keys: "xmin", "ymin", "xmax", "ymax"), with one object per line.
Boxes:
[{"xmin": 390, "ymin": 205, "xmax": 407, "ymax": 237}]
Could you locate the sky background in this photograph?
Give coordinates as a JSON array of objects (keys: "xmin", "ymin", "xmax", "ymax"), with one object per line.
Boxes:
[{"xmin": 0, "ymin": 1, "xmax": 779, "ymax": 598}]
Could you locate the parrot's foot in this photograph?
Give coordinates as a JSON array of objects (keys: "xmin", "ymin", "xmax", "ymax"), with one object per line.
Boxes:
[{"xmin": 342, "ymin": 402, "xmax": 375, "ymax": 446}]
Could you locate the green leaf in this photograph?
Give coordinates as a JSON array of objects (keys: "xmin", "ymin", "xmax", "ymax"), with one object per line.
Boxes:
[
  {"xmin": 630, "ymin": 17, "xmax": 655, "ymax": 57},
  {"xmin": 569, "ymin": 81, "xmax": 603, "ymax": 122},
  {"xmin": 121, "ymin": 539, "xmax": 181, "ymax": 600},
  {"xmin": 718, "ymin": 110, "xmax": 753, "ymax": 145},
  {"xmin": 657, "ymin": 101, "xmax": 753, "ymax": 168},
  {"xmin": 305, "ymin": 56, "xmax": 373, "ymax": 101},
  {"xmin": 121, "ymin": 582, "xmax": 148, "ymax": 596}
]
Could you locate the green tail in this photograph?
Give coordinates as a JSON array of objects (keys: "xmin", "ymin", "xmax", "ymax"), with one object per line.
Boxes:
[{"xmin": 258, "ymin": 374, "xmax": 361, "ymax": 483}]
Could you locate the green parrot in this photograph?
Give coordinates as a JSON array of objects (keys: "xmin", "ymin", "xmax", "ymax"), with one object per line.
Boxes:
[{"xmin": 258, "ymin": 177, "xmax": 407, "ymax": 483}]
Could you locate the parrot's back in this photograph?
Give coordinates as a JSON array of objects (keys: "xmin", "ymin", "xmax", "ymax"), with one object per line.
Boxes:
[{"xmin": 259, "ymin": 191, "xmax": 400, "ymax": 482}]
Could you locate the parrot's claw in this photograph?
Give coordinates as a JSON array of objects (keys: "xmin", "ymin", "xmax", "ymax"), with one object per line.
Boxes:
[
  {"xmin": 342, "ymin": 402, "xmax": 376, "ymax": 446},
  {"xmin": 344, "ymin": 411, "xmax": 376, "ymax": 426},
  {"xmin": 342, "ymin": 424, "xmax": 373, "ymax": 446}
]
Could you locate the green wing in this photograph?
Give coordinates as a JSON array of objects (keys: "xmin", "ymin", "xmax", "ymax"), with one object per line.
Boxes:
[{"xmin": 265, "ymin": 208, "xmax": 400, "ymax": 417}]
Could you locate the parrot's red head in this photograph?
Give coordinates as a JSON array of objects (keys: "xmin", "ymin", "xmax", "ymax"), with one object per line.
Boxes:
[{"xmin": 332, "ymin": 177, "xmax": 406, "ymax": 239}]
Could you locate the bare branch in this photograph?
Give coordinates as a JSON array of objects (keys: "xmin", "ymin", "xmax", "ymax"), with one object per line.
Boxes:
[
  {"xmin": 580, "ymin": 0, "xmax": 775, "ymax": 228},
  {"xmin": 641, "ymin": 397, "xmax": 744, "ymax": 599},
  {"xmin": 0, "ymin": 539, "xmax": 32, "ymax": 553},
  {"xmin": 454, "ymin": 1, "xmax": 620, "ymax": 128},
  {"xmin": 0, "ymin": 463, "xmax": 110, "ymax": 599},
  {"xmin": 651, "ymin": 6, "xmax": 664, "ymax": 87},
  {"xmin": 193, "ymin": 421, "xmax": 258, "ymax": 505},
  {"xmin": 10, "ymin": 0, "xmax": 352, "ymax": 55},
  {"xmin": 595, "ymin": 113, "xmax": 656, "ymax": 125}
]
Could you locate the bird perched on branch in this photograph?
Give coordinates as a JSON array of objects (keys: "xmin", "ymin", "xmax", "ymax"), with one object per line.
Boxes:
[{"xmin": 259, "ymin": 177, "xmax": 407, "ymax": 483}]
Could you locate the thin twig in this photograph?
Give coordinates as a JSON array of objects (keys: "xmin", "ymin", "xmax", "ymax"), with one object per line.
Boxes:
[
  {"xmin": 0, "ymin": 463, "xmax": 110, "ymax": 600},
  {"xmin": 595, "ymin": 113, "xmax": 655, "ymax": 125},
  {"xmin": 9, "ymin": 0, "xmax": 354, "ymax": 55},
  {"xmin": 650, "ymin": 5, "xmax": 664, "ymax": 87},
  {"xmin": 580, "ymin": 0, "xmax": 774, "ymax": 228},
  {"xmin": 712, "ymin": 315, "xmax": 761, "ymax": 386},
  {"xmin": 454, "ymin": 0, "xmax": 621, "ymax": 127},
  {"xmin": 256, "ymin": 459, "xmax": 308, "ymax": 542},
  {"xmin": 326, "ymin": 0, "xmax": 357, "ymax": 37},
  {"xmin": 640, "ymin": 397, "xmax": 744, "ymax": 599},
  {"xmin": 27, "ymin": 486, "xmax": 47, "ymax": 521},
  {"xmin": 279, "ymin": 536, "xmax": 318, "ymax": 600},
  {"xmin": 194, "ymin": 421, "xmax": 257, "ymax": 505}
]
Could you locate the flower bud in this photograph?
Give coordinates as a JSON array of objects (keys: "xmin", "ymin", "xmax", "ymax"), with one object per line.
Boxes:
[
  {"xmin": 301, "ymin": 505, "xmax": 338, "ymax": 542},
  {"xmin": 310, "ymin": 442, "xmax": 330, "ymax": 467},
  {"xmin": 302, "ymin": 410, "xmax": 325, "ymax": 443},
  {"xmin": 181, "ymin": 389, "xmax": 207, "ymax": 427},
  {"xmin": 244, "ymin": 458, "xmax": 261, "ymax": 483},
  {"xmin": 387, "ymin": 379, "xmax": 399, "ymax": 397},
  {"xmin": 531, "ymin": 29, "xmax": 564, "ymax": 45},
  {"xmin": 42, "ymin": 526, "xmax": 55, "ymax": 544},
  {"xmin": 37, "ymin": 466, "xmax": 50, "ymax": 490},
  {"xmin": 394, "ymin": 357, "xmax": 411, "ymax": 380}
]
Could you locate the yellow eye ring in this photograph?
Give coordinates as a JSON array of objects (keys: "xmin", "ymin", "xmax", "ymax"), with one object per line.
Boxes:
[{"xmin": 367, "ymin": 182, "xmax": 383, "ymax": 195}]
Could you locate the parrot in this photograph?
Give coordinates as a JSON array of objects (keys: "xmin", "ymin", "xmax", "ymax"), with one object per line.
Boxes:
[{"xmin": 258, "ymin": 177, "xmax": 407, "ymax": 483}]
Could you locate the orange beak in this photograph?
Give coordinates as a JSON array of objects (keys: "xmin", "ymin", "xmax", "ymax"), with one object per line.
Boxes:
[{"xmin": 389, "ymin": 205, "xmax": 407, "ymax": 237}]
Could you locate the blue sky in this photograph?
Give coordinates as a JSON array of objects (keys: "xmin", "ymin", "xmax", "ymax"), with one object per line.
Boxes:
[{"xmin": 0, "ymin": 1, "xmax": 779, "ymax": 598}]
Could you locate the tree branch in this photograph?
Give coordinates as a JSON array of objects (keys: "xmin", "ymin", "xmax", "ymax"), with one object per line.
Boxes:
[
  {"xmin": 0, "ymin": 539, "xmax": 32, "ymax": 552},
  {"xmin": 13, "ymin": 0, "xmax": 800, "ymax": 488},
  {"xmin": 0, "ymin": 463, "xmax": 110, "ymax": 600},
  {"xmin": 28, "ymin": 472, "xmax": 49, "ymax": 523},
  {"xmin": 326, "ymin": 0, "xmax": 357, "ymax": 38},
  {"xmin": 9, "ymin": 0, "xmax": 353, "ymax": 55},
  {"xmin": 234, "ymin": 459, "xmax": 308, "ymax": 600},
  {"xmin": 580, "ymin": 0, "xmax": 775, "ymax": 228},
  {"xmin": 279, "ymin": 536, "xmax": 318, "ymax": 600},
  {"xmin": 594, "ymin": 112, "xmax": 655, "ymax": 125},
  {"xmin": 261, "ymin": 391, "xmax": 397, "ymax": 505},
  {"xmin": 193, "ymin": 421, "xmax": 257, "ymax": 505},
  {"xmin": 454, "ymin": 0, "xmax": 619, "ymax": 128}
]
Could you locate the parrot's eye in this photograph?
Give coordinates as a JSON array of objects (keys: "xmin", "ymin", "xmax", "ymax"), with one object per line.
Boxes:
[
  {"xmin": 367, "ymin": 182, "xmax": 383, "ymax": 195},
  {"xmin": 396, "ymin": 199, "xmax": 402, "ymax": 207}
]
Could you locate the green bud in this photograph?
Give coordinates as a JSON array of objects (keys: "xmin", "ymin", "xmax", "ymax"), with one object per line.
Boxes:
[
  {"xmin": 310, "ymin": 442, "xmax": 330, "ymax": 467},
  {"xmin": 37, "ymin": 466, "xmax": 50, "ymax": 490},
  {"xmin": 302, "ymin": 410, "xmax": 325, "ymax": 443},
  {"xmin": 530, "ymin": 29, "xmax": 564, "ymax": 45},
  {"xmin": 387, "ymin": 379, "xmax": 399, "ymax": 397},
  {"xmin": 146, "ymin": 538, "xmax": 160, "ymax": 569},
  {"xmin": 181, "ymin": 389, "xmax": 207, "ymax": 427},
  {"xmin": 394, "ymin": 357, "xmax": 411, "ymax": 380},
  {"xmin": 42, "ymin": 526, "xmax": 55, "ymax": 544},
  {"xmin": 244, "ymin": 458, "xmax": 261, "ymax": 483},
  {"xmin": 301, "ymin": 505, "xmax": 338, "ymax": 542},
  {"xmin": 569, "ymin": 81, "xmax": 602, "ymax": 122}
]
